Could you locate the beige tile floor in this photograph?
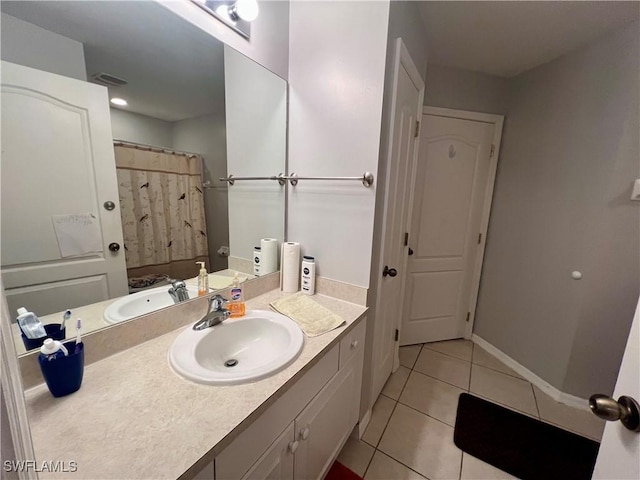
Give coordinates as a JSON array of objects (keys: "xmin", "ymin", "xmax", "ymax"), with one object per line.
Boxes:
[{"xmin": 338, "ymin": 339, "xmax": 605, "ymax": 480}]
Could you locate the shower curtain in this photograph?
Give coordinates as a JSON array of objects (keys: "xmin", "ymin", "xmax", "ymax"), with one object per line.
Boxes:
[{"xmin": 114, "ymin": 145, "xmax": 209, "ymax": 285}]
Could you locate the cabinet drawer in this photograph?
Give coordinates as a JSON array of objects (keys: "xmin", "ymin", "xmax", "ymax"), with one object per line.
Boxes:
[
  {"xmin": 216, "ymin": 343, "xmax": 339, "ymax": 480},
  {"xmin": 339, "ymin": 318, "xmax": 366, "ymax": 370}
]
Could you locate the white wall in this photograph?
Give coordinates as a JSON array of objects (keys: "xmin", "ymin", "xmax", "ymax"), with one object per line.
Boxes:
[
  {"xmin": 386, "ymin": 1, "xmax": 429, "ymax": 80},
  {"xmin": 425, "ymin": 64, "xmax": 510, "ymax": 114},
  {"xmin": 224, "ymin": 46, "xmax": 286, "ymax": 262},
  {"xmin": 173, "ymin": 112, "xmax": 229, "ymax": 272},
  {"xmin": 475, "ymin": 21, "xmax": 640, "ymax": 398},
  {"xmin": 158, "ymin": 0, "xmax": 289, "ymax": 80},
  {"xmin": 109, "ymin": 109, "xmax": 174, "ymax": 148},
  {"xmin": 288, "ymin": 1, "xmax": 390, "ymax": 287},
  {"xmin": 1, "ymin": 13, "xmax": 86, "ymax": 81}
]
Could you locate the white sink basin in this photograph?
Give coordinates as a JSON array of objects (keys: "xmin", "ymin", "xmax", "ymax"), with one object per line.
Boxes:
[
  {"xmin": 103, "ymin": 285, "xmax": 200, "ymax": 324},
  {"xmin": 168, "ymin": 310, "xmax": 304, "ymax": 385}
]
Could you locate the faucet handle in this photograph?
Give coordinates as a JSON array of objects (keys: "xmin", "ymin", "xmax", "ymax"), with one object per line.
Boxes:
[
  {"xmin": 171, "ymin": 279, "xmax": 186, "ymax": 289},
  {"xmin": 209, "ymin": 294, "xmax": 228, "ymax": 311}
]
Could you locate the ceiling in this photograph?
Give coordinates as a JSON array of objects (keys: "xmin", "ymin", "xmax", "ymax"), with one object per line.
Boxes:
[
  {"xmin": 1, "ymin": 1, "xmax": 225, "ymax": 121},
  {"xmin": 419, "ymin": 1, "xmax": 640, "ymax": 78}
]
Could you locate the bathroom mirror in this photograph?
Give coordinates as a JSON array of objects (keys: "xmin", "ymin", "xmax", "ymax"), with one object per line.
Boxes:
[{"xmin": 0, "ymin": 0, "xmax": 286, "ymax": 354}]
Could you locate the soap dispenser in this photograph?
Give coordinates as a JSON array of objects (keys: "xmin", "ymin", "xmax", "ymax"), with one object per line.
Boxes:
[
  {"xmin": 229, "ymin": 273, "xmax": 246, "ymax": 318},
  {"xmin": 196, "ymin": 261, "xmax": 209, "ymax": 297}
]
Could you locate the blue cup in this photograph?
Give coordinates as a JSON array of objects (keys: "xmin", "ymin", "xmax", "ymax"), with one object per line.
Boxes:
[
  {"xmin": 38, "ymin": 340, "xmax": 84, "ymax": 398},
  {"xmin": 22, "ymin": 323, "xmax": 66, "ymax": 351}
]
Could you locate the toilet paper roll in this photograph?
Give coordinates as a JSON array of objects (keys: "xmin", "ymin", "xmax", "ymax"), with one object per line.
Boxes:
[
  {"xmin": 260, "ymin": 238, "xmax": 279, "ymax": 275},
  {"xmin": 281, "ymin": 242, "xmax": 301, "ymax": 293}
]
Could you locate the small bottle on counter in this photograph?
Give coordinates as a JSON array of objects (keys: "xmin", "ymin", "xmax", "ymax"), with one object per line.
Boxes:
[
  {"xmin": 253, "ymin": 246, "xmax": 262, "ymax": 277},
  {"xmin": 229, "ymin": 273, "xmax": 246, "ymax": 317},
  {"xmin": 196, "ymin": 261, "xmax": 209, "ymax": 297},
  {"xmin": 301, "ymin": 256, "xmax": 316, "ymax": 295}
]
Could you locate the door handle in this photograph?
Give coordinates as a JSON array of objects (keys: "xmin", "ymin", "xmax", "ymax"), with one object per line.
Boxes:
[
  {"xmin": 382, "ymin": 266, "xmax": 398, "ymax": 277},
  {"xmin": 108, "ymin": 242, "xmax": 121, "ymax": 252},
  {"xmin": 589, "ymin": 394, "xmax": 640, "ymax": 432},
  {"xmin": 408, "ymin": 247, "xmax": 414, "ymax": 256},
  {"xmin": 300, "ymin": 426, "xmax": 310, "ymax": 440}
]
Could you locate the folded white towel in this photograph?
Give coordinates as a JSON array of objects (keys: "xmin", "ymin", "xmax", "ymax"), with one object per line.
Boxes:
[{"xmin": 270, "ymin": 293, "xmax": 346, "ymax": 337}]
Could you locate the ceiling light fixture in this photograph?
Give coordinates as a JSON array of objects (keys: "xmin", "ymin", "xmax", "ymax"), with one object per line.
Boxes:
[
  {"xmin": 191, "ymin": 0, "xmax": 257, "ymax": 39},
  {"xmin": 229, "ymin": 0, "xmax": 259, "ymax": 22},
  {"xmin": 110, "ymin": 98, "xmax": 128, "ymax": 106}
]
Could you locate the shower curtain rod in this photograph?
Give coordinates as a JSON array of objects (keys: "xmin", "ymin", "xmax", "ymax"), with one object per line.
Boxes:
[{"xmin": 113, "ymin": 139, "xmax": 201, "ymax": 158}]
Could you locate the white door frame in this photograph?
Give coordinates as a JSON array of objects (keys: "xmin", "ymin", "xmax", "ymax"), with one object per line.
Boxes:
[
  {"xmin": 0, "ymin": 282, "xmax": 37, "ymax": 480},
  {"xmin": 422, "ymin": 106, "xmax": 504, "ymax": 338},
  {"xmin": 370, "ymin": 38, "xmax": 424, "ymax": 405}
]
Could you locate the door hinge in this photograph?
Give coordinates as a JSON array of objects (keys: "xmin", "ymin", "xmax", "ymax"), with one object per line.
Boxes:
[
  {"xmin": 466, "ymin": 312, "xmax": 470, "ymax": 322},
  {"xmin": 395, "ymin": 329, "xmax": 399, "ymax": 341},
  {"xmin": 490, "ymin": 144, "xmax": 496, "ymax": 157},
  {"xmin": 404, "ymin": 232, "xmax": 409, "ymax": 246},
  {"xmin": 478, "ymin": 233, "xmax": 482, "ymax": 244},
  {"xmin": 414, "ymin": 121, "xmax": 420, "ymax": 138}
]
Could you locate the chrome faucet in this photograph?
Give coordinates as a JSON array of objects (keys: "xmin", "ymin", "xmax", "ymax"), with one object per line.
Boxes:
[
  {"xmin": 193, "ymin": 294, "xmax": 230, "ymax": 331},
  {"xmin": 168, "ymin": 280, "xmax": 190, "ymax": 304}
]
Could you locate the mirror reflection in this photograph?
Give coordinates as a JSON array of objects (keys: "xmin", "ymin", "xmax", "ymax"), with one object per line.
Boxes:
[{"xmin": 0, "ymin": 1, "xmax": 286, "ymax": 354}]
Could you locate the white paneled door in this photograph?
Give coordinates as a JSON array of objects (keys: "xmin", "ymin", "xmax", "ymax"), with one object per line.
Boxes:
[
  {"xmin": 400, "ymin": 108, "xmax": 503, "ymax": 345},
  {"xmin": 1, "ymin": 61, "xmax": 128, "ymax": 316},
  {"xmin": 371, "ymin": 40, "xmax": 424, "ymax": 401}
]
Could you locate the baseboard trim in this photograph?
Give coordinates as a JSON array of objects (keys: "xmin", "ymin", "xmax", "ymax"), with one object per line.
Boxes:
[
  {"xmin": 357, "ymin": 409, "xmax": 372, "ymax": 439},
  {"xmin": 471, "ymin": 334, "xmax": 589, "ymax": 411}
]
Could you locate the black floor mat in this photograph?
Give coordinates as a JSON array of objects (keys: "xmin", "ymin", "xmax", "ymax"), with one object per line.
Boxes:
[{"xmin": 454, "ymin": 393, "xmax": 600, "ymax": 480}]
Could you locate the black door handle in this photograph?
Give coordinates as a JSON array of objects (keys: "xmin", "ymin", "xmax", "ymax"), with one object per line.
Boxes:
[
  {"xmin": 383, "ymin": 266, "xmax": 398, "ymax": 277},
  {"xmin": 408, "ymin": 247, "xmax": 414, "ymax": 256},
  {"xmin": 108, "ymin": 242, "xmax": 121, "ymax": 252}
]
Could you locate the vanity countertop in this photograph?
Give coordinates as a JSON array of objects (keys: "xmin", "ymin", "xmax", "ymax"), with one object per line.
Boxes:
[{"xmin": 23, "ymin": 289, "xmax": 367, "ymax": 479}]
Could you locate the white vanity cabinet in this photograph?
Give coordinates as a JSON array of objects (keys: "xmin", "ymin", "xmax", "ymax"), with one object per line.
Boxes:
[{"xmin": 215, "ymin": 318, "xmax": 366, "ymax": 480}]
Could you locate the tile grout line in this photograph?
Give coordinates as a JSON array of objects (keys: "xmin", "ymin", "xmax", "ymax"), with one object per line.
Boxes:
[
  {"xmin": 471, "ymin": 392, "xmax": 540, "ymax": 419},
  {"xmin": 363, "ymin": 397, "xmax": 398, "ymax": 476},
  {"xmin": 365, "ymin": 344, "xmax": 421, "ymax": 475},
  {"xmin": 413, "ymin": 364, "xmax": 471, "ymax": 391},
  {"xmin": 396, "ymin": 400, "xmax": 459, "ymax": 430},
  {"xmin": 423, "ymin": 341, "xmax": 474, "ymax": 363},
  {"xmin": 360, "ymin": 442, "xmax": 376, "ymax": 479},
  {"xmin": 469, "ymin": 339, "xmax": 531, "ymax": 381},
  {"xmin": 372, "ymin": 449, "xmax": 433, "ymax": 480},
  {"xmin": 471, "ymin": 360, "xmax": 527, "ymax": 381},
  {"xmin": 368, "ymin": 343, "xmax": 434, "ymax": 480}
]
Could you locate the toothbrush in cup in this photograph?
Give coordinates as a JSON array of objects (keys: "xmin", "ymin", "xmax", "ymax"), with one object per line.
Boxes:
[
  {"xmin": 61, "ymin": 309, "xmax": 71, "ymax": 329},
  {"xmin": 75, "ymin": 318, "xmax": 82, "ymax": 353}
]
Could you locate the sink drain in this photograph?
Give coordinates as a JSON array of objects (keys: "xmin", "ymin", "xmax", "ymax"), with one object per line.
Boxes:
[{"xmin": 224, "ymin": 359, "xmax": 238, "ymax": 368}]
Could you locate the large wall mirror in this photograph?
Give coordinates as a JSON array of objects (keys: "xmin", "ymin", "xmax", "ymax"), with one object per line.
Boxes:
[{"xmin": 0, "ymin": 1, "xmax": 287, "ymax": 354}]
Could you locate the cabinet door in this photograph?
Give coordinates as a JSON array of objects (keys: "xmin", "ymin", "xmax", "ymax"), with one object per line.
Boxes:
[
  {"xmin": 294, "ymin": 361, "xmax": 360, "ymax": 480},
  {"xmin": 240, "ymin": 423, "xmax": 295, "ymax": 480}
]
